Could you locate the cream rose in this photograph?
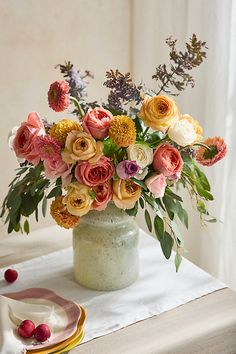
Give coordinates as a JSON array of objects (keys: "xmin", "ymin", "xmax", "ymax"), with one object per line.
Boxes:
[
  {"xmin": 63, "ymin": 182, "xmax": 93, "ymax": 217},
  {"xmin": 138, "ymin": 95, "xmax": 179, "ymax": 132},
  {"xmin": 127, "ymin": 143, "xmax": 153, "ymax": 169},
  {"xmin": 168, "ymin": 114, "xmax": 203, "ymax": 147},
  {"xmin": 62, "ymin": 131, "xmax": 103, "ymax": 164},
  {"xmin": 112, "ymin": 179, "xmax": 141, "ymax": 210}
]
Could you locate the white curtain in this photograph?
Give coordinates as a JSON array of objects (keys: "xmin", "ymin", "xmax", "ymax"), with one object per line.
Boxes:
[{"xmin": 132, "ymin": 0, "xmax": 236, "ymax": 290}]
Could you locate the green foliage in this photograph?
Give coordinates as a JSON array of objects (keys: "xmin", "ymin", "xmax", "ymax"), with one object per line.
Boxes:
[
  {"xmin": 145, "ymin": 209, "xmax": 152, "ymax": 232},
  {"xmin": 160, "ymin": 232, "xmax": 174, "ymax": 259},
  {"xmin": 154, "ymin": 215, "xmax": 164, "ymax": 241},
  {"xmin": 175, "ymin": 253, "xmax": 182, "ymax": 272},
  {"xmin": 0, "ymin": 163, "xmax": 59, "ymax": 234}
]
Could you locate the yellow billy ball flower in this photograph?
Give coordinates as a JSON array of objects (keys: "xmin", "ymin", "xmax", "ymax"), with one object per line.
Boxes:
[
  {"xmin": 50, "ymin": 196, "xmax": 80, "ymax": 229},
  {"xmin": 108, "ymin": 115, "xmax": 136, "ymax": 147},
  {"xmin": 49, "ymin": 119, "xmax": 82, "ymax": 145}
]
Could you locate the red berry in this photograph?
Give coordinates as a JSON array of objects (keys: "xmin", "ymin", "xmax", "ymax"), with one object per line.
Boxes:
[
  {"xmin": 18, "ymin": 320, "xmax": 35, "ymax": 339},
  {"xmin": 4, "ymin": 269, "xmax": 18, "ymax": 283},
  {"xmin": 34, "ymin": 324, "xmax": 51, "ymax": 342}
]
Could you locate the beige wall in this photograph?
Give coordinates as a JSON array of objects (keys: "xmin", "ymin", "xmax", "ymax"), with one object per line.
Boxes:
[{"xmin": 0, "ymin": 0, "xmax": 131, "ymax": 234}]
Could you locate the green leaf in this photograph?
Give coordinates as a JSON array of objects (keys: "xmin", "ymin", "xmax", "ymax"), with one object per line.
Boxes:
[
  {"xmin": 47, "ymin": 186, "xmax": 62, "ymax": 199},
  {"xmin": 126, "ymin": 202, "xmax": 138, "ymax": 216},
  {"xmin": 103, "ymin": 138, "xmax": 117, "ymax": 157},
  {"xmin": 145, "ymin": 209, "xmax": 152, "ymax": 232},
  {"xmin": 205, "ymin": 218, "xmax": 217, "ymax": 223},
  {"xmin": 132, "ymin": 178, "xmax": 147, "ymax": 191},
  {"xmin": 21, "ymin": 193, "xmax": 38, "ymax": 216},
  {"xmin": 171, "ymin": 220, "xmax": 184, "ymax": 246},
  {"xmin": 176, "ymin": 201, "xmax": 189, "ymax": 229},
  {"xmin": 165, "ymin": 188, "xmax": 183, "ymax": 202},
  {"xmin": 139, "ymin": 197, "xmax": 144, "ymax": 209},
  {"xmin": 24, "ymin": 219, "xmax": 30, "ymax": 234},
  {"xmin": 160, "ymin": 231, "xmax": 174, "ymax": 259},
  {"xmin": 175, "ymin": 253, "xmax": 182, "ymax": 272},
  {"xmin": 193, "ymin": 164, "xmax": 211, "ymax": 191},
  {"xmin": 197, "ymin": 200, "xmax": 208, "ymax": 214},
  {"xmin": 154, "ymin": 215, "xmax": 164, "ymax": 241},
  {"xmin": 133, "ymin": 116, "xmax": 143, "ymax": 134},
  {"xmin": 195, "ymin": 182, "xmax": 214, "ymax": 201},
  {"xmin": 7, "ymin": 221, "xmax": 14, "ymax": 234},
  {"xmin": 42, "ymin": 197, "xmax": 47, "ymax": 217}
]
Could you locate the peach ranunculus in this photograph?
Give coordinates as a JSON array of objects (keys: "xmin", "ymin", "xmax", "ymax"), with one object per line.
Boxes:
[
  {"xmin": 75, "ymin": 156, "xmax": 114, "ymax": 187},
  {"xmin": 112, "ymin": 179, "xmax": 141, "ymax": 209},
  {"xmin": 138, "ymin": 95, "xmax": 179, "ymax": 132},
  {"xmin": 13, "ymin": 112, "xmax": 45, "ymax": 165},
  {"xmin": 153, "ymin": 143, "xmax": 183, "ymax": 177},
  {"xmin": 92, "ymin": 181, "xmax": 113, "ymax": 211},
  {"xmin": 82, "ymin": 107, "xmax": 113, "ymax": 140},
  {"xmin": 44, "ymin": 157, "xmax": 72, "ymax": 187},
  {"xmin": 63, "ymin": 182, "xmax": 93, "ymax": 217},
  {"xmin": 145, "ymin": 173, "xmax": 167, "ymax": 198},
  {"xmin": 62, "ymin": 131, "xmax": 103, "ymax": 164}
]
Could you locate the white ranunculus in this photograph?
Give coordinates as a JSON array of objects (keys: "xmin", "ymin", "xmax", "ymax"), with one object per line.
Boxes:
[
  {"xmin": 127, "ymin": 143, "xmax": 153, "ymax": 169},
  {"xmin": 168, "ymin": 119, "xmax": 197, "ymax": 147},
  {"xmin": 8, "ymin": 126, "xmax": 19, "ymax": 149},
  {"xmin": 134, "ymin": 167, "xmax": 149, "ymax": 180}
]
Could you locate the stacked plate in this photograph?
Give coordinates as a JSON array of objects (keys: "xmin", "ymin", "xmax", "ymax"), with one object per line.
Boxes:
[{"xmin": 4, "ymin": 288, "xmax": 86, "ymax": 354}]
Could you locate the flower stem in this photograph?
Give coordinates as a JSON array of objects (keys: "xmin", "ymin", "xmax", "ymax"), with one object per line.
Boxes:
[
  {"xmin": 70, "ymin": 96, "xmax": 85, "ymax": 118},
  {"xmin": 142, "ymin": 127, "xmax": 150, "ymax": 138},
  {"xmin": 193, "ymin": 142, "xmax": 212, "ymax": 151}
]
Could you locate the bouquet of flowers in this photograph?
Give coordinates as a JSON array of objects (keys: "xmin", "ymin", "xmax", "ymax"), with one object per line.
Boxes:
[{"xmin": 1, "ymin": 34, "xmax": 227, "ymax": 271}]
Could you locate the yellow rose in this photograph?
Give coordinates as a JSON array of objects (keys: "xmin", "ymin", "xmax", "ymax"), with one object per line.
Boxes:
[
  {"xmin": 62, "ymin": 131, "xmax": 103, "ymax": 164},
  {"xmin": 63, "ymin": 183, "xmax": 93, "ymax": 217},
  {"xmin": 112, "ymin": 179, "xmax": 141, "ymax": 210},
  {"xmin": 138, "ymin": 95, "xmax": 179, "ymax": 132},
  {"xmin": 181, "ymin": 114, "xmax": 203, "ymax": 142}
]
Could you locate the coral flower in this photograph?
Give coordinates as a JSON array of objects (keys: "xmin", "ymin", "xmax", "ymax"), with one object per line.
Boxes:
[
  {"xmin": 34, "ymin": 135, "xmax": 61, "ymax": 160},
  {"xmin": 108, "ymin": 115, "xmax": 136, "ymax": 147},
  {"xmin": 196, "ymin": 137, "xmax": 227, "ymax": 166},
  {"xmin": 50, "ymin": 196, "xmax": 80, "ymax": 229},
  {"xmin": 49, "ymin": 119, "xmax": 82, "ymax": 145},
  {"xmin": 48, "ymin": 80, "xmax": 70, "ymax": 112}
]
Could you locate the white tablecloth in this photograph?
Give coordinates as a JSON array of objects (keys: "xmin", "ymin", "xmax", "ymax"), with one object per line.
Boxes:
[{"xmin": 0, "ymin": 227, "xmax": 225, "ymax": 343}]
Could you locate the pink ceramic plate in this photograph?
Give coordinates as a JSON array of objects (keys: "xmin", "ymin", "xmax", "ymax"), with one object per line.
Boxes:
[{"xmin": 4, "ymin": 288, "xmax": 81, "ymax": 350}]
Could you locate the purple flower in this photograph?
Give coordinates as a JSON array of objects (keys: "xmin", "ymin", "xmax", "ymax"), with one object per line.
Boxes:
[{"xmin": 116, "ymin": 160, "xmax": 140, "ymax": 179}]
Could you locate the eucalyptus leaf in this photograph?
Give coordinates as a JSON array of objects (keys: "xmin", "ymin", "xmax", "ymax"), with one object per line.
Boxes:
[
  {"xmin": 154, "ymin": 215, "xmax": 164, "ymax": 241},
  {"xmin": 42, "ymin": 197, "xmax": 47, "ymax": 217},
  {"xmin": 47, "ymin": 186, "xmax": 62, "ymax": 199},
  {"xmin": 175, "ymin": 253, "xmax": 182, "ymax": 272},
  {"xmin": 126, "ymin": 202, "xmax": 138, "ymax": 216},
  {"xmin": 24, "ymin": 219, "xmax": 30, "ymax": 234},
  {"xmin": 139, "ymin": 197, "xmax": 144, "ymax": 209},
  {"xmin": 160, "ymin": 232, "xmax": 174, "ymax": 259},
  {"xmin": 145, "ymin": 209, "xmax": 152, "ymax": 232}
]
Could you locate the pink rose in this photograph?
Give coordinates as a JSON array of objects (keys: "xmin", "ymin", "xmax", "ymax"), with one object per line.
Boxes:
[
  {"xmin": 82, "ymin": 107, "xmax": 113, "ymax": 140},
  {"xmin": 145, "ymin": 173, "xmax": 167, "ymax": 198},
  {"xmin": 13, "ymin": 112, "xmax": 45, "ymax": 165},
  {"xmin": 44, "ymin": 157, "xmax": 72, "ymax": 187},
  {"xmin": 75, "ymin": 156, "xmax": 114, "ymax": 187},
  {"xmin": 92, "ymin": 181, "xmax": 112, "ymax": 211},
  {"xmin": 153, "ymin": 143, "xmax": 183, "ymax": 177}
]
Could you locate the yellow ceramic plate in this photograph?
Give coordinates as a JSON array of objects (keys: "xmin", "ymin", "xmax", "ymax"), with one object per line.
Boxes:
[
  {"xmin": 51, "ymin": 330, "xmax": 84, "ymax": 354},
  {"xmin": 27, "ymin": 306, "xmax": 86, "ymax": 354}
]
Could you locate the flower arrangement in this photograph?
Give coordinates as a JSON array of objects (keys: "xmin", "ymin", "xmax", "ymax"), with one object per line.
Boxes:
[{"xmin": 1, "ymin": 34, "xmax": 227, "ymax": 271}]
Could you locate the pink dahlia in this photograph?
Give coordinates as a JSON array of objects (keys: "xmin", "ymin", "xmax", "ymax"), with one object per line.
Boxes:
[
  {"xmin": 34, "ymin": 135, "xmax": 61, "ymax": 160},
  {"xmin": 196, "ymin": 137, "xmax": 227, "ymax": 166},
  {"xmin": 48, "ymin": 80, "xmax": 70, "ymax": 112}
]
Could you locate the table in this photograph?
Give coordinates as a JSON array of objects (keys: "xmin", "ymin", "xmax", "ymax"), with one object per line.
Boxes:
[{"xmin": 1, "ymin": 227, "xmax": 236, "ymax": 354}]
